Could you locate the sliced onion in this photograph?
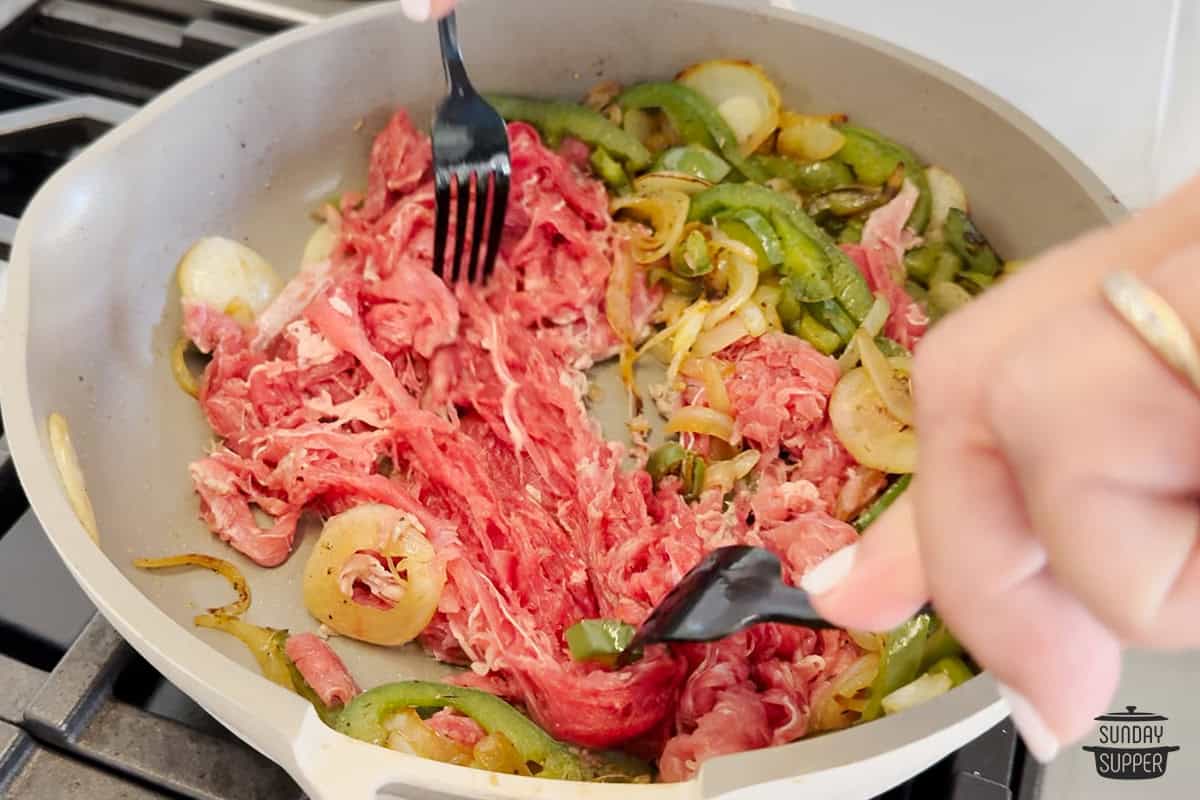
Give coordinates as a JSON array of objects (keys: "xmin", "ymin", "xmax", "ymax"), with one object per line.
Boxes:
[
  {"xmin": 737, "ymin": 302, "xmax": 770, "ymax": 337},
  {"xmin": 385, "ymin": 709, "xmax": 475, "ymax": 765},
  {"xmin": 48, "ymin": 413, "xmax": 99, "ymax": 543},
  {"xmin": 667, "ymin": 301, "xmax": 710, "ymax": 382},
  {"xmin": 694, "ymin": 314, "xmax": 751, "ymax": 357},
  {"xmin": 177, "ymin": 236, "xmax": 281, "ymax": 317},
  {"xmin": 633, "ymin": 171, "xmax": 714, "ymax": 197},
  {"xmin": 848, "ymin": 630, "xmax": 883, "ymax": 652},
  {"xmin": 752, "ymin": 284, "xmax": 784, "ymax": 330},
  {"xmin": 707, "ymin": 225, "xmax": 760, "ymax": 265},
  {"xmin": 637, "ymin": 298, "xmax": 710, "ymax": 359},
  {"xmin": 194, "ymin": 614, "xmax": 295, "ymax": 691},
  {"xmin": 829, "ymin": 367, "xmax": 917, "ymax": 473},
  {"xmin": 666, "ymin": 405, "xmax": 737, "ymax": 443},
  {"xmin": 303, "ymin": 504, "xmax": 444, "ymax": 647},
  {"xmin": 171, "ymin": 337, "xmax": 201, "ymax": 397},
  {"xmin": 302, "ymin": 223, "xmax": 337, "ymax": 267},
  {"xmin": 680, "ymin": 356, "xmax": 733, "ymax": 379},
  {"xmin": 656, "ymin": 292, "xmax": 693, "ymax": 325},
  {"xmin": 676, "ymin": 59, "xmax": 782, "ymax": 154},
  {"xmin": 584, "ymin": 79, "xmax": 624, "ymax": 112},
  {"xmin": 704, "ymin": 254, "xmax": 758, "ymax": 329},
  {"xmin": 610, "ymin": 191, "xmax": 691, "ymax": 264},
  {"xmin": 881, "ymin": 672, "xmax": 954, "ymax": 716},
  {"xmin": 704, "ymin": 449, "xmax": 760, "ymax": 493},
  {"xmin": 837, "ymin": 294, "xmax": 892, "ymax": 373},
  {"xmin": 697, "ymin": 357, "xmax": 732, "ymax": 414},
  {"xmin": 134, "ymin": 553, "xmax": 250, "ymax": 618},
  {"xmin": 810, "ymin": 652, "xmax": 881, "ymax": 732},
  {"xmin": 861, "ymin": 294, "xmax": 892, "ymax": 338},
  {"xmin": 856, "ymin": 332, "xmax": 914, "ymax": 426},
  {"xmin": 623, "ymin": 107, "xmax": 659, "ymax": 147},
  {"xmin": 777, "ymin": 114, "xmax": 847, "ymax": 162},
  {"xmin": 925, "ymin": 166, "xmax": 968, "ymax": 240},
  {"xmin": 752, "ymin": 284, "xmax": 782, "ymax": 308}
]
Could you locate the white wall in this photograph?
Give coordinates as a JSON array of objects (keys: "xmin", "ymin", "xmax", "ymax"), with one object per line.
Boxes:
[{"xmin": 771, "ymin": 0, "xmax": 1198, "ymax": 208}]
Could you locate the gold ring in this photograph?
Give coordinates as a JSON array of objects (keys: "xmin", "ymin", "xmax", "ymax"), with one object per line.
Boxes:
[{"xmin": 1101, "ymin": 270, "xmax": 1200, "ymax": 394}]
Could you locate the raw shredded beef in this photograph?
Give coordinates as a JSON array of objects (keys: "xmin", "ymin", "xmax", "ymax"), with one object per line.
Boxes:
[
  {"xmin": 186, "ymin": 109, "xmax": 869, "ymax": 779},
  {"xmin": 844, "ymin": 179, "xmax": 929, "ymax": 350},
  {"xmin": 286, "ymin": 633, "xmax": 361, "ymax": 707}
]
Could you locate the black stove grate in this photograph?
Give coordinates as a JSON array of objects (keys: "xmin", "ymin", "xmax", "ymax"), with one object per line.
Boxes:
[{"xmin": 0, "ymin": 3, "xmax": 1041, "ymax": 797}]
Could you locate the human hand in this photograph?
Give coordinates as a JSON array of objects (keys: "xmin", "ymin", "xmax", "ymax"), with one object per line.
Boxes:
[
  {"xmin": 401, "ymin": 0, "xmax": 457, "ymax": 21},
  {"xmin": 801, "ymin": 174, "xmax": 1200, "ymax": 761}
]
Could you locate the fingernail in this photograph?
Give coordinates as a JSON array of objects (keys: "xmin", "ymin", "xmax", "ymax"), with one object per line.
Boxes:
[
  {"xmin": 997, "ymin": 683, "xmax": 1060, "ymax": 763},
  {"xmin": 801, "ymin": 543, "xmax": 857, "ymax": 596},
  {"xmin": 401, "ymin": 0, "xmax": 431, "ymax": 21}
]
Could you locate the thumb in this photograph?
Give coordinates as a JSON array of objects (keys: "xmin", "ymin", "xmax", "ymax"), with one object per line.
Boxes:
[{"xmin": 801, "ymin": 492, "xmax": 929, "ymax": 631}]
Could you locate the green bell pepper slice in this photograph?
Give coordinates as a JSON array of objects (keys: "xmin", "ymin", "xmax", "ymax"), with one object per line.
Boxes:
[
  {"xmin": 805, "ymin": 298, "xmax": 858, "ymax": 344},
  {"xmin": 649, "ymin": 267, "xmax": 702, "ymax": 299},
  {"xmin": 617, "ymin": 83, "xmax": 768, "ymax": 182},
  {"xmin": 751, "ymin": 155, "xmax": 855, "ymax": 193},
  {"xmin": 920, "ymin": 616, "xmax": 966, "ymax": 672},
  {"xmin": 792, "ymin": 314, "xmax": 842, "ymax": 355},
  {"xmin": 565, "ymin": 619, "xmax": 638, "ymax": 668},
  {"xmin": 929, "ymin": 247, "xmax": 964, "ymax": 286},
  {"xmin": 853, "ymin": 474, "xmax": 913, "ymax": 532},
  {"xmin": 838, "ymin": 217, "xmax": 866, "ymax": 244},
  {"xmin": 927, "ymin": 656, "xmax": 974, "ymax": 687},
  {"xmin": 903, "ymin": 245, "xmax": 939, "ymax": 285},
  {"xmin": 654, "ymin": 144, "xmax": 732, "ymax": 183},
  {"xmin": 776, "ymin": 283, "xmax": 804, "ymax": 327},
  {"xmin": 863, "ymin": 613, "xmax": 932, "ymax": 721},
  {"xmin": 957, "ymin": 270, "xmax": 996, "ymax": 295},
  {"xmin": 837, "ymin": 124, "xmax": 931, "ymax": 233},
  {"xmin": 589, "ymin": 147, "xmax": 629, "ymax": 190},
  {"xmin": 336, "ymin": 681, "xmax": 651, "ymax": 782},
  {"xmin": 904, "ymin": 280, "xmax": 929, "ymax": 307},
  {"xmin": 671, "ymin": 230, "xmax": 713, "ymax": 278},
  {"xmin": 717, "ymin": 209, "xmax": 784, "ymax": 269},
  {"xmin": 487, "ymin": 94, "xmax": 652, "ymax": 170},
  {"xmin": 874, "ymin": 336, "xmax": 910, "ymax": 358},
  {"xmin": 807, "ymin": 187, "xmax": 891, "ymax": 219},
  {"xmin": 689, "ymin": 183, "xmax": 874, "ymax": 324},
  {"xmin": 771, "ymin": 211, "xmax": 834, "ymax": 302},
  {"xmin": 681, "ymin": 451, "xmax": 707, "ymax": 501},
  {"xmin": 646, "ymin": 441, "xmax": 687, "ymax": 485},
  {"xmin": 943, "ymin": 208, "xmax": 1002, "ymax": 276}
]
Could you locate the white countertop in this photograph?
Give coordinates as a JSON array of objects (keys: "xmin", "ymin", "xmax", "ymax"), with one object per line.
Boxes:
[{"xmin": 773, "ymin": 0, "xmax": 1198, "ymax": 208}]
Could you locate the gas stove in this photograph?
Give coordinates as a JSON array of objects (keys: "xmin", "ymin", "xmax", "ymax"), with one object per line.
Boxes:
[{"xmin": 0, "ymin": 2, "xmax": 1191, "ymax": 799}]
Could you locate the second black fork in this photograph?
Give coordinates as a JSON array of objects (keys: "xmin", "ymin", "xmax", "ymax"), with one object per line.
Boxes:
[{"xmin": 432, "ymin": 10, "xmax": 511, "ymax": 286}]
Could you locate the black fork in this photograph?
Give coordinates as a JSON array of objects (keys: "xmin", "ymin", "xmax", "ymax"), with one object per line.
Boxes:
[
  {"xmin": 629, "ymin": 545, "xmax": 935, "ymax": 652},
  {"xmin": 432, "ymin": 11, "xmax": 511, "ymax": 286}
]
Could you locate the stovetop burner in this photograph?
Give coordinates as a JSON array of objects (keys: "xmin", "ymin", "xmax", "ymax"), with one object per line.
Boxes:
[{"xmin": 0, "ymin": 3, "xmax": 1042, "ymax": 797}]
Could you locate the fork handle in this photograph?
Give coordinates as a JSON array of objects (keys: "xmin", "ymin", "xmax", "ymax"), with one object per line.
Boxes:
[
  {"xmin": 437, "ymin": 11, "xmax": 472, "ymax": 94},
  {"xmin": 759, "ymin": 584, "xmax": 935, "ymax": 631}
]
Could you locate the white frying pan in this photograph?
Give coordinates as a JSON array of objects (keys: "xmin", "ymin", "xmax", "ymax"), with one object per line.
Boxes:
[{"xmin": 1, "ymin": 1, "xmax": 1120, "ymax": 797}]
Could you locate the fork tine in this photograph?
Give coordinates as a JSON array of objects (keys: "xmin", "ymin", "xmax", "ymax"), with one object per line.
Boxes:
[
  {"xmin": 481, "ymin": 160, "xmax": 510, "ymax": 283},
  {"xmin": 466, "ymin": 170, "xmax": 489, "ymax": 284},
  {"xmin": 451, "ymin": 170, "xmax": 472, "ymax": 283},
  {"xmin": 433, "ymin": 166, "xmax": 451, "ymax": 278}
]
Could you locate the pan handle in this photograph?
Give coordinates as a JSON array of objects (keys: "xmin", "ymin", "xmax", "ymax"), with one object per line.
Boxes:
[
  {"xmin": 288, "ymin": 713, "xmax": 490, "ymax": 800},
  {"xmin": 286, "ymin": 710, "xmax": 700, "ymax": 800}
]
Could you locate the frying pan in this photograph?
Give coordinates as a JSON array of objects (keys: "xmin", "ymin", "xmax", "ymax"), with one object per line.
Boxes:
[{"xmin": 2, "ymin": 0, "xmax": 1122, "ymax": 797}]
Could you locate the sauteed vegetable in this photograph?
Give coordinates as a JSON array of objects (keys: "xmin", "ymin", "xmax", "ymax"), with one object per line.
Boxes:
[{"xmin": 160, "ymin": 58, "xmax": 1013, "ymax": 782}]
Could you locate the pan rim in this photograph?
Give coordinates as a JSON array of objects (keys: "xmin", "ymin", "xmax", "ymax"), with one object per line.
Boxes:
[{"xmin": 2, "ymin": 0, "xmax": 1119, "ymax": 796}]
